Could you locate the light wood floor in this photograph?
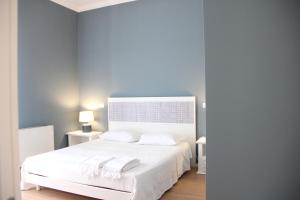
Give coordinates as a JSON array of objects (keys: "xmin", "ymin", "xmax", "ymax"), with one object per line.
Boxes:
[{"xmin": 22, "ymin": 168, "xmax": 205, "ymax": 200}]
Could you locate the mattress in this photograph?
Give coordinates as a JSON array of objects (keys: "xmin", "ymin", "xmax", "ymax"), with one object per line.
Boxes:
[{"xmin": 21, "ymin": 139, "xmax": 192, "ymax": 200}]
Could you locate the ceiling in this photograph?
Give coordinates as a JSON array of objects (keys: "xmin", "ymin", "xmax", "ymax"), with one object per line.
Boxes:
[{"xmin": 50, "ymin": 0, "xmax": 138, "ymax": 12}]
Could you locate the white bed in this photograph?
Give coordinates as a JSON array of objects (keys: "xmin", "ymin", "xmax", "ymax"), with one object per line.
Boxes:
[
  {"xmin": 21, "ymin": 97, "xmax": 196, "ymax": 200},
  {"xmin": 22, "ymin": 139, "xmax": 192, "ymax": 200}
]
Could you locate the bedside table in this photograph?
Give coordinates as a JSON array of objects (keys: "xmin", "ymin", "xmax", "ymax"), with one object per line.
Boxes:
[
  {"xmin": 66, "ymin": 130, "xmax": 103, "ymax": 146},
  {"xmin": 196, "ymin": 137, "xmax": 206, "ymax": 175}
]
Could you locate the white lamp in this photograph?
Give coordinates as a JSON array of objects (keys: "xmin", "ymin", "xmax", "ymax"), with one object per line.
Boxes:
[
  {"xmin": 196, "ymin": 136, "xmax": 206, "ymax": 144},
  {"xmin": 79, "ymin": 111, "xmax": 94, "ymax": 132}
]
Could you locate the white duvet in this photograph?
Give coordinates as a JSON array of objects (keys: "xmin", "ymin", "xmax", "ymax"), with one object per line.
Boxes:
[{"xmin": 21, "ymin": 139, "xmax": 192, "ymax": 200}]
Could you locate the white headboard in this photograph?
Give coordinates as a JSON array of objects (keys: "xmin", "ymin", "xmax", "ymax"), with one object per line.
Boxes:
[
  {"xmin": 108, "ymin": 97, "xmax": 196, "ymax": 165},
  {"xmin": 18, "ymin": 125, "xmax": 55, "ymax": 165}
]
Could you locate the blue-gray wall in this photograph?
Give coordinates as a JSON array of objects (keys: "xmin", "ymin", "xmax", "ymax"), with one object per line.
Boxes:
[
  {"xmin": 78, "ymin": 0, "xmax": 206, "ymax": 137},
  {"xmin": 205, "ymin": 0, "xmax": 300, "ymax": 199},
  {"xmin": 18, "ymin": 0, "xmax": 79, "ymax": 149},
  {"xmin": 18, "ymin": 0, "xmax": 205, "ymax": 147}
]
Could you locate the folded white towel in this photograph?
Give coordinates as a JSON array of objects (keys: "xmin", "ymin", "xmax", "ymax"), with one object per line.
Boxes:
[
  {"xmin": 102, "ymin": 156, "xmax": 140, "ymax": 179},
  {"xmin": 81, "ymin": 155, "xmax": 113, "ymax": 178}
]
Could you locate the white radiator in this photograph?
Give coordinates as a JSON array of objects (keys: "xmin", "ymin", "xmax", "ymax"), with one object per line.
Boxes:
[{"xmin": 18, "ymin": 125, "xmax": 54, "ymax": 165}]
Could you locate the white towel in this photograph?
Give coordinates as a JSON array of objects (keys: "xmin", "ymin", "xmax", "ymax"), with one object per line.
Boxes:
[
  {"xmin": 102, "ymin": 156, "xmax": 140, "ymax": 179},
  {"xmin": 80, "ymin": 155, "xmax": 113, "ymax": 178}
]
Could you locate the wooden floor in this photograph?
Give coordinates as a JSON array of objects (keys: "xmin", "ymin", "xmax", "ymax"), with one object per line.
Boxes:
[{"xmin": 22, "ymin": 168, "xmax": 205, "ymax": 200}]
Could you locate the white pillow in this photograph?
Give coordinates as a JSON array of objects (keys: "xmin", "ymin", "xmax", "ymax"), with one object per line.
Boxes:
[
  {"xmin": 101, "ymin": 131, "xmax": 139, "ymax": 143},
  {"xmin": 137, "ymin": 133, "xmax": 180, "ymax": 146}
]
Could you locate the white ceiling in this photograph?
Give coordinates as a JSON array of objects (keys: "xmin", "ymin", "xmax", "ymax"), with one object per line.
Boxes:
[{"xmin": 50, "ymin": 0, "xmax": 138, "ymax": 12}]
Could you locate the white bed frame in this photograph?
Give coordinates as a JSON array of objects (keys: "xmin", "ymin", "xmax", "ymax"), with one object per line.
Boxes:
[{"xmin": 23, "ymin": 97, "xmax": 196, "ymax": 200}]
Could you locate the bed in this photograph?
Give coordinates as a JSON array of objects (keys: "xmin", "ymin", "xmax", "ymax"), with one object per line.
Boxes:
[{"xmin": 21, "ymin": 96, "xmax": 196, "ymax": 200}]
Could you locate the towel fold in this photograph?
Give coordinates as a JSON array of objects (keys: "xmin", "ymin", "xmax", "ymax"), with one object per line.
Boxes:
[
  {"xmin": 102, "ymin": 156, "xmax": 140, "ymax": 179},
  {"xmin": 80, "ymin": 155, "xmax": 113, "ymax": 178}
]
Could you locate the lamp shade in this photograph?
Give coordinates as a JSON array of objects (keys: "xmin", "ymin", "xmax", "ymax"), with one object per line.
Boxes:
[
  {"xmin": 196, "ymin": 136, "xmax": 206, "ymax": 144},
  {"xmin": 79, "ymin": 111, "xmax": 94, "ymax": 123}
]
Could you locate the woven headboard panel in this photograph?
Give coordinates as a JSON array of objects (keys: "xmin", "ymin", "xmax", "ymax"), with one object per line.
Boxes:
[{"xmin": 109, "ymin": 101, "xmax": 194, "ymax": 124}]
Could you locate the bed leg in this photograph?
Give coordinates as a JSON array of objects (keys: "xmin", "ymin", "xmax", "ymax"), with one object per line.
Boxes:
[{"xmin": 36, "ymin": 185, "xmax": 41, "ymax": 191}]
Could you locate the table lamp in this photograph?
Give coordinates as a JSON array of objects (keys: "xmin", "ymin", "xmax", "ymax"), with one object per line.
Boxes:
[
  {"xmin": 196, "ymin": 136, "xmax": 206, "ymax": 145},
  {"xmin": 79, "ymin": 111, "xmax": 94, "ymax": 132}
]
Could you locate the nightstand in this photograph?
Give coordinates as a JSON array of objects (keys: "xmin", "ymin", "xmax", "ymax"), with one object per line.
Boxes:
[
  {"xmin": 196, "ymin": 137, "xmax": 206, "ymax": 175},
  {"xmin": 66, "ymin": 130, "xmax": 103, "ymax": 146}
]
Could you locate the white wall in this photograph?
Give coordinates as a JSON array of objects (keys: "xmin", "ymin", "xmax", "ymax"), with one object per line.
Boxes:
[{"xmin": 0, "ymin": 0, "xmax": 20, "ymax": 199}]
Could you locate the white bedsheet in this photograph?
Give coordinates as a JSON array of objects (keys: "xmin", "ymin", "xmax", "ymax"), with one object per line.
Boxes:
[{"xmin": 21, "ymin": 139, "xmax": 192, "ymax": 200}]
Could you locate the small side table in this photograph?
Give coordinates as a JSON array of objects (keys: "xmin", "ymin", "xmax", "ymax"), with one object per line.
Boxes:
[
  {"xmin": 196, "ymin": 136, "xmax": 206, "ymax": 175},
  {"xmin": 66, "ymin": 130, "xmax": 102, "ymax": 146}
]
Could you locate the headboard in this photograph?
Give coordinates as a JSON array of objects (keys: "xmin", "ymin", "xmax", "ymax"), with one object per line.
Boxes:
[
  {"xmin": 108, "ymin": 97, "xmax": 196, "ymax": 165},
  {"xmin": 18, "ymin": 125, "xmax": 55, "ymax": 165}
]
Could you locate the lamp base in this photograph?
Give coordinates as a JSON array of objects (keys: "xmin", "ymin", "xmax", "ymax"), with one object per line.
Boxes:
[{"xmin": 82, "ymin": 124, "xmax": 92, "ymax": 133}]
